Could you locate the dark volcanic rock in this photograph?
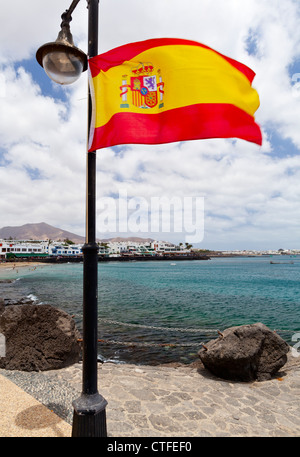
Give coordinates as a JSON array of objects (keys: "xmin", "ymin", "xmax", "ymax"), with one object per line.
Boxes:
[
  {"xmin": 198, "ymin": 322, "xmax": 289, "ymax": 381},
  {"xmin": 0, "ymin": 304, "xmax": 81, "ymax": 371},
  {"xmin": 3, "ymin": 296, "xmax": 36, "ymax": 306}
]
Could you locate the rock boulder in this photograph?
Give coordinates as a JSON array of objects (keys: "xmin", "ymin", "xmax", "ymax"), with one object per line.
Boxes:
[
  {"xmin": 0, "ymin": 304, "xmax": 81, "ymax": 371},
  {"xmin": 198, "ymin": 322, "xmax": 289, "ymax": 381}
]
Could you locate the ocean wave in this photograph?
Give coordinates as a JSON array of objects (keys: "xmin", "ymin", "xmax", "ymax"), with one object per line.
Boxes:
[{"xmin": 27, "ymin": 294, "xmax": 38, "ymax": 302}]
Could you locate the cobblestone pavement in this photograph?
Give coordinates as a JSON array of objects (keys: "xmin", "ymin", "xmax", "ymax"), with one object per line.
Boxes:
[{"xmin": 6, "ymin": 352, "xmax": 297, "ymax": 438}]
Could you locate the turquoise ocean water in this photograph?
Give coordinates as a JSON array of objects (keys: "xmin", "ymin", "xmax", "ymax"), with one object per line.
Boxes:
[{"xmin": 1, "ymin": 256, "xmax": 300, "ymax": 365}]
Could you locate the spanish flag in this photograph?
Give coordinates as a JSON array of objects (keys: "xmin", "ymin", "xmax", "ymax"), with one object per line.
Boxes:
[{"xmin": 88, "ymin": 38, "xmax": 262, "ymax": 151}]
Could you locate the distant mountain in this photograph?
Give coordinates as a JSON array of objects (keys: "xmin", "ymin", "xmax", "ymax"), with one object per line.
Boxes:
[
  {"xmin": 0, "ymin": 223, "xmax": 156, "ymax": 245},
  {"xmin": 0, "ymin": 222, "xmax": 85, "ymax": 244}
]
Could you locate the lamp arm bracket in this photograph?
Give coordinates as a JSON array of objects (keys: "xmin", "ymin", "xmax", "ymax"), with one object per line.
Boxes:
[{"xmin": 61, "ymin": 0, "xmax": 81, "ymax": 25}]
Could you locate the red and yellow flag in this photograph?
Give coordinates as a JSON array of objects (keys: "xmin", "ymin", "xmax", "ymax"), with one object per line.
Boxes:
[{"xmin": 88, "ymin": 38, "xmax": 262, "ymax": 151}]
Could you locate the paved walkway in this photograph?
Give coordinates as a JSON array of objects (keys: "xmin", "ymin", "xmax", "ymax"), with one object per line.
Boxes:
[{"xmin": 1, "ymin": 352, "xmax": 300, "ymax": 437}]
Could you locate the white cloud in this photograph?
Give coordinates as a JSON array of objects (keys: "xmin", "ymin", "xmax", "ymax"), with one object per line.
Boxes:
[
  {"xmin": 0, "ymin": 0, "xmax": 300, "ymax": 249},
  {"xmin": 0, "ymin": 62, "xmax": 87, "ymax": 232}
]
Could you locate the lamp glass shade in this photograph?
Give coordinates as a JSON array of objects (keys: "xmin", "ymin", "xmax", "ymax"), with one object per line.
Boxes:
[{"xmin": 42, "ymin": 49, "xmax": 85, "ymax": 85}]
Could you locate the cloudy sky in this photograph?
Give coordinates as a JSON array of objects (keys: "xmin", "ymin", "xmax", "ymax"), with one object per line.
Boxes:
[{"xmin": 1, "ymin": 0, "xmax": 300, "ymax": 250}]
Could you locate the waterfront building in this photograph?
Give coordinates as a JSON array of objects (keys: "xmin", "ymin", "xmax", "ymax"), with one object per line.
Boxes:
[{"xmin": 0, "ymin": 240, "xmax": 49, "ymax": 259}]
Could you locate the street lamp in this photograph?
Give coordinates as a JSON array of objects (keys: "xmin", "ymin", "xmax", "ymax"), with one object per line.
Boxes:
[
  {"xmin": 36, "ymin": 2, "xmax": 87, "ymax": 85},
  {"xmin": 36, "ymin": 0, "xmax": 108, "ymax": 437},
  {"xmin": 36, "ymin": 25, "xmax": 86, "ymax": 84}
]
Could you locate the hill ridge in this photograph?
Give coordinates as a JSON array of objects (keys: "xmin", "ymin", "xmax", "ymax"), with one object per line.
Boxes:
[{"xmin": 0, "ymin": 223, "xmax": 157, "ymax": 244}]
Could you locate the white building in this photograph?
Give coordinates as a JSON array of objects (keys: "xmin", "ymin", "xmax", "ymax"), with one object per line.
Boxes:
[
  {"xmin": 0, "ymin": 238, "xmax": 192, "ymax": 260},
  {"xmin": 49, "ymin": 244, "xmax": 83, "ymax": 256},
  {"xmin": 0, "ymin": 239, "xmax": 83, "ymax": 259},
  {"xmin": 151, "ymin": 241, "xmax": 178, "ymax": 252},
  {"xmin": 0, "ymin": 240, "xmax": 49, "ymax": 259}
]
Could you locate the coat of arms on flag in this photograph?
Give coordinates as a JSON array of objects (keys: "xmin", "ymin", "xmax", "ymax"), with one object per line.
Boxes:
[{"xmin": 120, "ymin": 62, "xmax": 164, "ymax": 109}]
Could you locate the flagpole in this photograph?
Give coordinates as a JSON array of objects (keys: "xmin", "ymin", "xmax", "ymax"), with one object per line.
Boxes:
[{"xmin": 72, "ymin": 0, "xmax": 108, "ymax": 437}]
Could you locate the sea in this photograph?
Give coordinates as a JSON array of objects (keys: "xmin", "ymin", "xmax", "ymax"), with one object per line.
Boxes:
[{"xmin": 1, "ymin": 255, "xmax": 300, "ymax": 365}]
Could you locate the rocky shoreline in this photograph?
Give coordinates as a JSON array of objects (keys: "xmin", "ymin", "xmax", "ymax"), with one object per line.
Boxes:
[{"xmin": 1, "ymin": 264, "xmax": 300, "ymax": 436}]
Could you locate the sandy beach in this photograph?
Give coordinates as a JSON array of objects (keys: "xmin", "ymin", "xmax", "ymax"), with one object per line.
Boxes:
[{"xmin": 0, "ymin": 261, "xmax": 48, "ymax": 270}]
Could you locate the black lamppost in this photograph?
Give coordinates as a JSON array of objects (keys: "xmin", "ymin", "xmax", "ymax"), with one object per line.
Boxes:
[{"xmin": 36, "ymin": 0, "xmax": 108, "ymax": 437}]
